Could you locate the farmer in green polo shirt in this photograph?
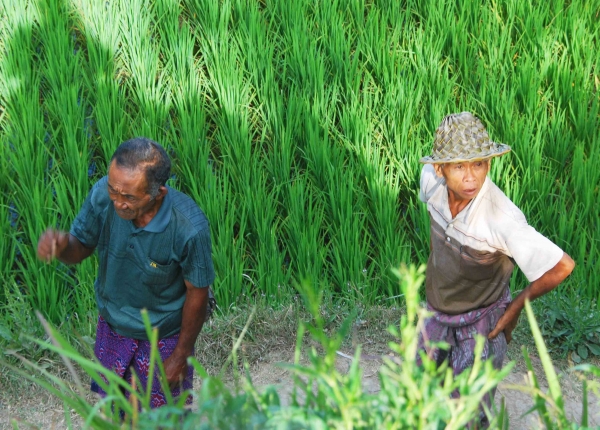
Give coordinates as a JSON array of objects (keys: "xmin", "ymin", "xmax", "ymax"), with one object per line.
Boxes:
[
  {"xmin": 37, "ymin": 137, "xmax": 215, "ymax": 408},
  {"xmin": 418, "ymin": 112, "xmax": 575, "ymax": 426}
]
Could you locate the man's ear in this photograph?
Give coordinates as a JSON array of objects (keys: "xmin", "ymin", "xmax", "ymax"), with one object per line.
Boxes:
[
  {"xmin": 433, "ymin": 163, "xmax": 445, "ymax": 178},
  {"xmin": 155, "ymin": 185, "xmax": 168, "ymax": 201}
]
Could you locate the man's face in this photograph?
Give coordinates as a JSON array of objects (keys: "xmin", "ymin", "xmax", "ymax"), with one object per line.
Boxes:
[
  {"xmin": 434, "ymin": 160, "xmax": 490, "ymax": 202},
  {"xmin": 107, "ymin": 160, "xmax": 157, "ymax": 222}
]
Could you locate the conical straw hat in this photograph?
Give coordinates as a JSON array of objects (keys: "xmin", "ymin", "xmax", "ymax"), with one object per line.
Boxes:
[{"xmin": 419, "ymin": 112, "xmax": 511, "ymax": 164}]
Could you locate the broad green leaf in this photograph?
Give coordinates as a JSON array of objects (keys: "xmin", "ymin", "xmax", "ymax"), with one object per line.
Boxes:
[
  {"xmin": 587, "ymin": 343, "xmax": 600, "ymax": 356},
  {"xmin": 0, "ymin": 325, "xmax": 12, "ymax": 341},
  {"xmin": 578, "ymin": 345, "xmax": 589, "ymax": 360},
  {"xmin": 571, "ymin": 352, "xmax": 581, "ymax": 363}
]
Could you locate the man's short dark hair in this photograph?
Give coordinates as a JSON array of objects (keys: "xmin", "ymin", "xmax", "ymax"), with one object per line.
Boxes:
[{"xmin": 110, "ymin": 137, "xmax": 171, "ymax": 198}]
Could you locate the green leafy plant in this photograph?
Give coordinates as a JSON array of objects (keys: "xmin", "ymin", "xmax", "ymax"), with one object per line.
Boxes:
[{"xmin": 536, "ymin": 292, "xmax": 600, "ymax": 362}]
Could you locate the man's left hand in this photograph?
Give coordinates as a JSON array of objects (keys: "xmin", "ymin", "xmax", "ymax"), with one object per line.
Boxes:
[
  {"xmin": 488, "ymin": 303, "xmax": 522, "ymax": 344},
  {"xmin": 489, "ymin": 253, "xmax": 575, "ymax": 345},
  {"xmin": 163, "ymin": 352, "xmax": 189, "ymax": 390}
]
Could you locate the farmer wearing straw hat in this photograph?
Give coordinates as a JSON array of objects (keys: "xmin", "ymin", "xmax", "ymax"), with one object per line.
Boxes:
[
  {"xmin": 418, "ymin": 112, "xmax": 575, "ymax": 423},
  {"xmin": 37, "ymin": 137, "xmax": 216, "ymax": 409}
]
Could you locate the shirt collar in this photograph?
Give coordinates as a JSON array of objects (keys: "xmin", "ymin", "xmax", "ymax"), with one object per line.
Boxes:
[
  {"xmin": 139, "ymin": 188, "xmax": 172, "ymax": 233},
  {"xmin": 462, "ymin": 177, "xmax": 490, "ymax": 223}
]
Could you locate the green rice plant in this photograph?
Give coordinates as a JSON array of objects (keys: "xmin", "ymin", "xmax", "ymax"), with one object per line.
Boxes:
[
  {"xmin": 73, "ymin": 0, "xmax": 127, "ymax": 161},
  {"xmin": 566, "ymin": 143, "xmax": 600, "ymax": 301},
  {"xmin": 281, "ymin": 179, "xmax": 328, "ymax": 286},
  {"xmin": 8, "ymin": 178, "xmax": 71, "ymax": 324},
  {"xmin": 119, "ymin": 0, "xmax": 172, "ymax": 140},
  {"xmin": 359, "ymin": 158, "xmax": 412, "ymax": 288},
  {"xmin": 0, "ymin": 202, "xmax": 16, "ymax": 290},
  {"xmin": 202, "ymin": 178, "xmax": 249, "ymax": 308},
  {"xmin": 0, "ymin": 0, "xmax": 87, "ymax": 323},
  {"xmin": 35, "ymin": 0, "xmax": 90, "ymax": 207},
  {"xmin": 0, "ymin": 151, "xmax": 15, "ymax": 296},
  {"xmin": 313, "ymin": 0, "xmax": 359, "ymax": 92},
  {"xmin": 0, "ymin": 3, "xmax": 46, "ymax": 197},
  {"xmin": 325, "ymin": 170, "xmax": 374, "ymax": 302},
  {"xmin": 260, "ymin": 96, "xmax": 300, "ymax": 198},
  {"xmin": 166, "ymin": 24, "xmax": 212, "ymax": 198},
  {"xmin": 194, "ymin": 31, "xmax": 257, "ymax": 194},
  {"xmin": 244, "ymin": 175, "xmax": 292, "ymax": 302}
]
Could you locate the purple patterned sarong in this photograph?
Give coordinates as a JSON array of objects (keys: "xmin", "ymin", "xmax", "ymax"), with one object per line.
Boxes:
[
  {"xmin": 417, "ymin": 287, "xmax": 511, "ymax": 427},
  {"xmin": 91, "ymin": 316, "xmax": 193, "ymax": 408}
]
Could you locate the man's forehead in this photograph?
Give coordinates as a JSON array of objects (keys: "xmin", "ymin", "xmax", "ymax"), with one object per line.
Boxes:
[{"xmin": 107, "ymin": 163, "xmax": 147, "ymax": 193}]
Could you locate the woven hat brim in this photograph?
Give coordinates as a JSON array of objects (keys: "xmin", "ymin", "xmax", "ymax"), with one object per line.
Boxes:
[{"xmin": 419, "ymin": 143, "xmax": 511, "ymax": 164}]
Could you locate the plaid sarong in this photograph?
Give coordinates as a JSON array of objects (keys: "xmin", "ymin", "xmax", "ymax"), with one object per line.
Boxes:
[
  {"xmin": 91, "ymin": 316, "xmax": 193, "ymax": 408},
  {"xmin": 417, "ymin": 287, "xmax": 511, "ymax": 427}
]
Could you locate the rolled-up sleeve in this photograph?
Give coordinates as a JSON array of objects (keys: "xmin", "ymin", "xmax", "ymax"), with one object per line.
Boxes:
[
  {"xmin": 181, "ymin": 227, "xmax": 215, "ymax": 288},
  {"xmin": 505, "ymin": 222, "xmax": 564, "ymax": 282},
  {"xmin": 70, "ymin": 177, "xmax": 108, "ymax": 248}
]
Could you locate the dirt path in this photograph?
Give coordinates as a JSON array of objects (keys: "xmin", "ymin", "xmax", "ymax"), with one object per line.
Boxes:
[{"xmin": 3, "ymin": 350, "xmax": 598, "ymax": 429}]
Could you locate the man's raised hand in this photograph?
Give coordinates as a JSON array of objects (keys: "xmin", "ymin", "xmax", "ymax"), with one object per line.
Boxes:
[{"xmin": 37, "ymin": 229, "xmax": 70, "ymax": 263}]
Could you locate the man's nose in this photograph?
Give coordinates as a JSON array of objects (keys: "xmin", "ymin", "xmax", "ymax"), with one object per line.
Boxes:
[
  {"xmin": 464, "ymin": 166, "xmax": 476, "ymax": 181},
  {"xmin": 112, "ymin": 196, "xmax": 128, "ymax": 209}
]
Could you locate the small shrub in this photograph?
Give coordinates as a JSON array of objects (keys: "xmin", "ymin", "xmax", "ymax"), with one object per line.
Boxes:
[{"xmin": 537, "ymin": 291, "xmax": 600, "ymax": 362}]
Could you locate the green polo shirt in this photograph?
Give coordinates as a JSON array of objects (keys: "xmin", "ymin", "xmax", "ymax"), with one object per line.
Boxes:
[{"xmin": 70, "ymin": 176, "xmax": 215, "ymax": 339}]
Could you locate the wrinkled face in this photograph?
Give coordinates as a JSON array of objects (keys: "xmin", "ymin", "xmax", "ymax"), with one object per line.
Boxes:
[
  {"xmin": 434, "ymin": 160, "xmax": 490, "ymax": 202},
  {"xmin": 107, "ymin": 160, "xmax": 156, "ymax": 221}
]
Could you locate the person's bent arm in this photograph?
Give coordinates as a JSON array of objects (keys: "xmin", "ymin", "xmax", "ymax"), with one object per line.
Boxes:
[
  {"xmin": 163, "ymin": 280, "xmax": 208, "ymax": 389},
  {"xmin": 37, "ymin": 229, "xmax": 95, "ymax": 265},
  {"xmin": 489, "ymin": 252, "xmax": 575, "ymax": 343}
]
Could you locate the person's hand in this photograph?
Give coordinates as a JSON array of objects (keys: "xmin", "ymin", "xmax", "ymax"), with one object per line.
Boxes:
[
  {"xmin": 37, "ymin": 229, "xmax": 69, "ymax": 263},
  {"xmin": 163, "ymin": 351, "xmax": 188, "ymax": 390},
  {"xmin": 488, "ymin": 303, "xmax": 522, "ymax": 344}
]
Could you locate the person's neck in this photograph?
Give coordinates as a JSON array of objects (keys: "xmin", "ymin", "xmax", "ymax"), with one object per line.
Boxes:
[
  {"xmin": 133, "ymin": 199, "xmax": 163, "ymax": 228},
  {"xmin": 447, "ymin": 190, "xmax": 472, "ymax": 219}
]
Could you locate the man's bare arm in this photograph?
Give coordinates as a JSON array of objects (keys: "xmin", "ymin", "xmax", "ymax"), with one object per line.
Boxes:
[
  {"xmin": 163, "ymin": 280, "xmax": 208, "ymax": 389},
  {"xmin": 37, "ymin": 229, "xmax": 95, "ymax": 265},
  {"xmin": 489, "ymin": 252, "xmax": 575, "ymax": 343}
]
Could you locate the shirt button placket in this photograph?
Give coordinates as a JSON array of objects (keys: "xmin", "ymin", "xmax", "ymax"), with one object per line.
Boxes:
[
  {"xmin": 446, "ymin": 223, "xmax": 454, "ymax": 242},
  {"xmin": 130, "ymin": 234, "xmax": 136, "ymax": 250}
]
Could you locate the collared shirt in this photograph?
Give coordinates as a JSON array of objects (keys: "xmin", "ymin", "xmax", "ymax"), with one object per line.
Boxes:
[
  {"xmin": 71, "ymin": 176, "xmax": 215, "ymax": 339},
  {"xmin": 419, "ymin": 164, "xmax": 563, "ymax": 314}
]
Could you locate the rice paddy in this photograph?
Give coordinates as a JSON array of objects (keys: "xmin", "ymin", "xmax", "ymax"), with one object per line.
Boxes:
[{"xmin": 0, "ymin": 0, "xmax": 598, "ymax": 332}]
